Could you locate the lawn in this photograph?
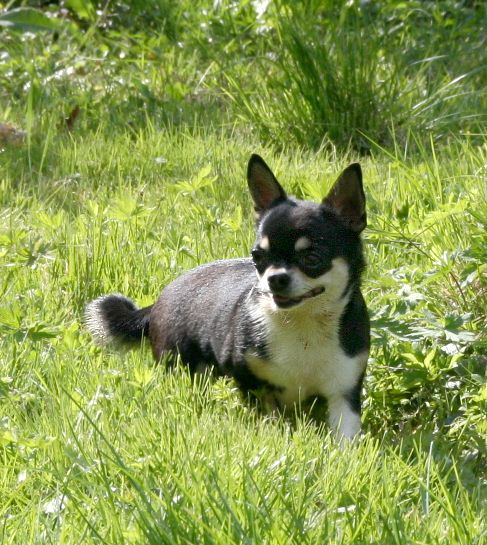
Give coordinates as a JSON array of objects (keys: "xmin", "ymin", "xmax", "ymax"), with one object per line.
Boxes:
[{"xmin": 0, "ymin": 2, "xmax": 485, "ymax": 544}]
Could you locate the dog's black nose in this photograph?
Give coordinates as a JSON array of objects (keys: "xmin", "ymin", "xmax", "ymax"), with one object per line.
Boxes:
[{"xmin": 268, "ymin": 272, "xmax": 291, "ymax": 293}]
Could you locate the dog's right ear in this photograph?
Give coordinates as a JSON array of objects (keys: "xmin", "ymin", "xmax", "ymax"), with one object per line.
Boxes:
[{"xmin": 247, "ymin": 154, "xmax": 287, "ymax": 214}]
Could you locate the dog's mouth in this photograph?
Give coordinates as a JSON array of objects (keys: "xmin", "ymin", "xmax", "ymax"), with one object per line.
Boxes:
[{"xmin": 271, "ymin": 286, "xmax": 325, "ymax": 309}]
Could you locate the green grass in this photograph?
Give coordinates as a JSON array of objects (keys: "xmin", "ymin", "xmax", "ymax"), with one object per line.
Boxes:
[
  {"xmin": 1, "ymin": 1, "xmax": 486, "ymax": 543},
  {"xmin": 225, "ymin": 1, "xmax": 487, "ymax": 150},
  {"xmin": 1, "ymin": 125, "xmax": 485, "ymax": 544}
]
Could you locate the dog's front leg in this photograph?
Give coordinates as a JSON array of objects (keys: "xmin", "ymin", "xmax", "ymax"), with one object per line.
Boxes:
[{"xmin": 327, "ymin": 395, "xmax": 361, "ymax": 440}]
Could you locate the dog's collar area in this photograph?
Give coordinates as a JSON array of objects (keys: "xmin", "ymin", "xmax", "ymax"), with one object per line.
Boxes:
[{"xmin": 272, "ymin": 286, "xmax": 325, "ymax": 309}]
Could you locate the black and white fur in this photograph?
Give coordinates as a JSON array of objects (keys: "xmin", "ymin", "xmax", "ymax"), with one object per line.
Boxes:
[{"xmin": 85, "ymin": 154, "xmax": 370, "ymax": 439}]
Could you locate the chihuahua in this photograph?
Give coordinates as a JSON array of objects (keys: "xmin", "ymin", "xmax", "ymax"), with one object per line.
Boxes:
[{"xmin": 85, "ymin": 154, "xmax": 369, "ymax": 439}]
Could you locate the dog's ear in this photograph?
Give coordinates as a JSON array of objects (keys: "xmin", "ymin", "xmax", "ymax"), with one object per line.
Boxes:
[
  {"xmin": 322, "ymin": 163, "xmax": 366, "ymax": 232},
  {"xmin": 247, "ymin": 154, "xmax": 287, "ymax": 213}
]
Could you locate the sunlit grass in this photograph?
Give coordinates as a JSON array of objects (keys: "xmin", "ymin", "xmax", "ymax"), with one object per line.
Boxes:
[
  {"xmin": 0, "ymin": 2, "xmax": 485, "ymax": 541},
  {"xmin": 0, "ymin": 119, "xmax": 485, "ymax": 543}
]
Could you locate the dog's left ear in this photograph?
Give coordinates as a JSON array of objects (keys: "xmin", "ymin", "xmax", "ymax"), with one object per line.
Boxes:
[
  {"xmin": 247, "ymin": 154, "xmax": 287, "ymax": 214},
  {"xmin": 322, "ymin": 163, "xmax": 366, "ymax": 232}
]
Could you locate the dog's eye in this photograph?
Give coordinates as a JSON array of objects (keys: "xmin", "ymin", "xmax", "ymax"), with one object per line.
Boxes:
[
  {"xmin": 251, "ymin": 248, "xmax": 267, "ymax": 263},
  {"xmin": 300, "ymin": 253, "xmax": 322, "ymax": 268}
]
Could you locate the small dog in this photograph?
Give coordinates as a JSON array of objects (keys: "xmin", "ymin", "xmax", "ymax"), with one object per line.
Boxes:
[{"xmin": 85, "ymin": 155, "xmax": 369, "ymax": 439}]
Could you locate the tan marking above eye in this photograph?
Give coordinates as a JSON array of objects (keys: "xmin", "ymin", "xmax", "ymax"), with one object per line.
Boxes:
[
  {"xmin": 259, "ymin": 236, "xmax": 270, "ymax": 250},
  {"xmin": 294, "ymin": 237, "xmax": 311, "ymax": 251}
]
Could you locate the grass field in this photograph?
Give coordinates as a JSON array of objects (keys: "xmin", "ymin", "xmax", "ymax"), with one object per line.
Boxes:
[{"xmin": 1, "ymin": 2, "xmax": 486, "ymax": 544}]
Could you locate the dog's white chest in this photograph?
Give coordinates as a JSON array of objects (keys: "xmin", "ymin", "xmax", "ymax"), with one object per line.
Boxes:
[{"xmin": 247, "ymin": 310, "xmax": 363, "ymax": 406}]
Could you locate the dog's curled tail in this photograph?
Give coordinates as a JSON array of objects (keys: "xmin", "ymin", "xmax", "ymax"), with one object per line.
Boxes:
[{"xmin": 84, "ymin": 294, "xmax": 152, "ymax": 346}]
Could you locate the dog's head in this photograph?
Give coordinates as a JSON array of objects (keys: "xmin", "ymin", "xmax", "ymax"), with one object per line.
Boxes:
[{"xmin": 247, "ymin": 154, "xmax": 366, "ymax": 311}]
